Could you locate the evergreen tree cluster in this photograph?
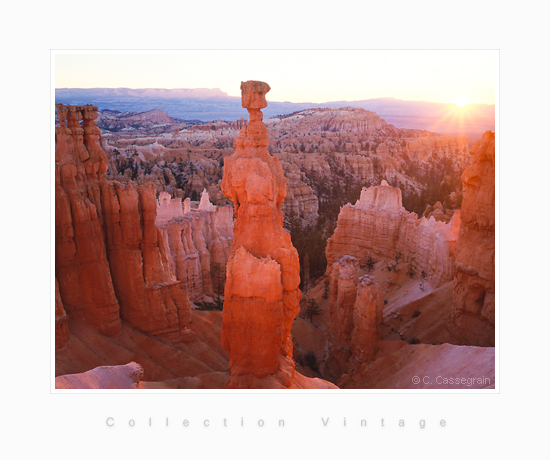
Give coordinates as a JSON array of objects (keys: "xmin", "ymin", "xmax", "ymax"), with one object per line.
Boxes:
[{"xmin": 286, "ymin": 156, "xmax": 366, "ymax": 289}]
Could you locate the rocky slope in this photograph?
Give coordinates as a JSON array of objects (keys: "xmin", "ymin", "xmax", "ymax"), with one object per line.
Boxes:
[
  {"xmin": 450, "ymin": 131, "xmax": 495, "ymax": 346},
  {"xmin": 55, "ymin": 311, "xmax": 230, "ymax": 388},
  {"xmin": 338, "ymin": 342, "xmax": 495, "ymax": 389},
  {"xmin": 95, "ymin": 108, "xmax": 183, "ymax": 132}
]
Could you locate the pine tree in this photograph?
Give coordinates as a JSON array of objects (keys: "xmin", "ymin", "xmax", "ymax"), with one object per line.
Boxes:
[{"xmin": 305, "ymin": 299, "xmax": 322, "ymax": 323}]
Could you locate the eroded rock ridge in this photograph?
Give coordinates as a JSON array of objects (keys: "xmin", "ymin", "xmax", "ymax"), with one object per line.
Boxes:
[
  {"xmin": 450, "ymin": 131, "xmax": 495, "ymax": 346},
  {"xmin": 55, "ymin": 104, "xmax": 191, "ymax": 343}
]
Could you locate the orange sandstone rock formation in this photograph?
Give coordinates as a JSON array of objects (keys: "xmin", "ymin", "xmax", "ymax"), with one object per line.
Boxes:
[
  {"xmin": 450, "ymin": 131, "xmax": 495, "ymax": 346},
  {"xmin": 156, "ymin": 191, "xmax": 183, "ymax": 226},
  {"xmin": 326, "ymin": 180, "xmax": 460, "ymax": 287},
  {"xmin": 55, "ymin": 104, "xmax": 122, "ymax": 336},
  {"xmin": 157, "ymin": 192, "xmax": 233, "ymax": 302},
  {"xmin": 55, "ymin": 104, "xmax": 191, "ymax": 342},
  {"xmin": 324, "ymin": 256, "xmax": 384, "ymax": 381},
  {"xmin": 220, "ymin": 81, "xmax": 335, "ymax": 389},
  {"xmin": 350, "ymin": 275, "xmax": 385, "ymax": 364}
]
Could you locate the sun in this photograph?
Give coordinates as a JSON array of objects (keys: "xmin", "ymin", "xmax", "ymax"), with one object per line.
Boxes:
[{"xmin": 453, "ymin": 99, "xmax": 471, "ymax": 107}]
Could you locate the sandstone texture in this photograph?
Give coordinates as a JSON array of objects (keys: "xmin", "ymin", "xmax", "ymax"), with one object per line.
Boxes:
[
  {"xmin": 220, "ymin": 81, "xmax": 335, "ymax": 389},
  {"xmin": 55, "ymin": 362, "xmax": 144, "ymax": 389},
  {"xmin": 323, "ymin": 256, "xmax": 384, "ymax": 381},
  {"xmin": 156, "ymin": 191, "xmax": 183, "ymax": 226},
  {"xmin": 55, "ymin": 104, "xmax": 191, "ymax": 342},
  {"xmin": 450, "ymin": 131, "xmax": 495, "ymax": 346},
  {"xmin": 326, "ymin": 180, "xmax": 460, "ymax": 287},
  {"xmin": 157, "ymin": 193, "xmax": 233, "ymax": 302}
]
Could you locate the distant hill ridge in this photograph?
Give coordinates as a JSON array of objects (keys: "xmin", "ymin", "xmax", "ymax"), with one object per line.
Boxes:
[
  {"xmin": 55, "ymin": 87, "xmax": 495, "ymax": 139},
  {"xmin": 56, "ymin": 87, "xmax": 233, "ymax": 100}
]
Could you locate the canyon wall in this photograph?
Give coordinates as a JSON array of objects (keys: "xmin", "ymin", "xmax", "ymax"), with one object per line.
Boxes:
[
  {"xmin": 55, "ymin": 104, "xmax": 191, "ymax": 343},
  {"xmin": 326, "ymin": 180, "xmax": 460, "ymax": 287},
  {"xmin": 220, "ymin": 81, "xmax": 335, "ymax": 389},
  {"xmin": 450, "ymin": 131, "xmax": 495, "ymax": 346}
]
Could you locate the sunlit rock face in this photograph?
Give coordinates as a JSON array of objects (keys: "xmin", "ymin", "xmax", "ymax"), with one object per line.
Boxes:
[
  {"xmin": 55, "ymin": 362, "xmax": 144, "ymax": 389},
  {"xmin": 198, "ymin": 188, "xmax": 216, "ymax": 211},
  {"xmin": 220, "ymin": 81, "xmax": 336, "ymax": 389},
  {"xmin": 450, "ymin": 131, "xmax": 495, "ymax": 346},
  {"xmin": 156, "ymin": 191, "xmax": 183, "ymax": 226},
  {"xmin": 55, "ymin": 104, "xmax": 191, "ymax": 342},
  {"xmin": 326, "ymin": 181, "xmax": 407, "ymax": 268},
  {"xmin": 157, "ymin": 192, "xmax": 234, "ymax": 302},
  {"xmin": 326, "ymin": 181, "xmax": 460, "ymax": 288}
]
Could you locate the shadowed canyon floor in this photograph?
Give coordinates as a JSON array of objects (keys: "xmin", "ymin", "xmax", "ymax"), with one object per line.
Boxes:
[{"xmin": 56, "ymin": 311, "xmax": 229, "ymax": 388}]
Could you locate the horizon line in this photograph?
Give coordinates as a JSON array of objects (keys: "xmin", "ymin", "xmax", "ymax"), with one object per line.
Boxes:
[{"xmin": 54, "ymin": 87, "xmax": 495, "ymax": 107}]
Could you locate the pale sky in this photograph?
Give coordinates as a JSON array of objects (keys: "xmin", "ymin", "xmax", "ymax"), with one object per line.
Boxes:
[{"xmin": 55, "ymin": 51, "xmax": 496, "ymax": 105}]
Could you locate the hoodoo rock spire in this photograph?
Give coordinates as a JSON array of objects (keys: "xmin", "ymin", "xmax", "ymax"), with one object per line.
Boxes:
[{"xmin": 220, "ymin": 81, "xmax": 335, "ymax": 389}]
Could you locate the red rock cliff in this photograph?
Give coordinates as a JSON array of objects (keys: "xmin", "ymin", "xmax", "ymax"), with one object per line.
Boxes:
[
  {"xmin": 450, "ymin": 131, "xmax": 495, "ymax": 346},
  {"xmin": 55, "ymin": 104, "xmax": 191, "ymax": 342}
]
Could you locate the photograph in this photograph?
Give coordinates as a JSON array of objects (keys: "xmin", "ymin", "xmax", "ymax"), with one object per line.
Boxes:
[
  {"xmin": 7, "ymin": 3, "xmax": 549, "ymax": 458},
  {"xmin": 53, "ymin": 51, "xmax": 496, "ymax": 391}
]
